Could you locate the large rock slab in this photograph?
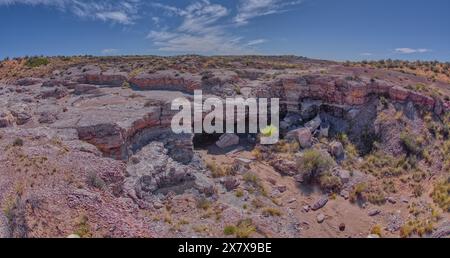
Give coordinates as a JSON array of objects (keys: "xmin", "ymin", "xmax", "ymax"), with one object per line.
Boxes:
[
  {"xmin": 216, "ymin": 134, "xmax": 239, "ymax": 149},
  {"xmin": 286, "ymin": 127, "xmax": 312, "ymax": 148}
]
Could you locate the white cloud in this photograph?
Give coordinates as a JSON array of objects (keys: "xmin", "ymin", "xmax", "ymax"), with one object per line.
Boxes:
[
  {"xmin": 0, "ymin": 0, "xmax": 140, "ymax": 24},
  {"xmin": 247, "ymin": 39, "xmax": 267, "ymax": 46},
  {"xmin": 395, "ymin": 48, "xmax": 431, "ymax": 54},
  {"xmin": 360, "ymin": 52, "xmax": 373, "ymax": 56},
  {"xmin": 149, "ymin": 1, "xmax": 261, "ymax": 54},
  {"xmin": 234, "ymin": 0, "xmax": 302, "ymax": 25},
  {"xmin": 101, "ymin": 48, "xmax": 119, "ymax": 54},
  {"xmin": 96, "ymin": 11, "xmax": 132, "ymax": 24}
]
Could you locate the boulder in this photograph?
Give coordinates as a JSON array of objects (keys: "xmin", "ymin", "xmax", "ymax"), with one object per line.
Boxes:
[
  {"xmin": 286, "ymin": 127, "xmax": 312, "ymax": 148},
  {"xmin": 222, "ymin": 177, "xmax": 240, "ymax": 191},
  {"xmin": 11, "ymin": 111, "xmax": 31, "ymax": 125},
  {"xmin": 368, "ymin": 209, "xmax": 381, "ymax": 217},
  {"xmin": 39, "ymin": 87, "xmax": 69, "ymax": 99},
  {"xmin": 316, "ymin": 213, "xmax": 325, "ymax": 223},
  {"xmin": 124, "ymin": 142, "xmax": 197, "ymax": 199},
  {"xmin": 329, "ymin": 141, "xmax": 345, "ymax": 160},
  {"xmin": 333, "ymin": 168, "xmax": 350, "ymax": 184},
  {"xmin": 305, "ymin": 115, "xmax": 321, "ymax": 132},
  {"xmin": 311, "ymin": 196, "xmax": 328, "ymax": 211},
  {"xmin": 216, "ymin": 133, "xmax": 239, "ymax": 149},
  {"xmin": 269, "ymin": 159, "xmax": 297, "ymax": 176},
  {"xmin": 38, "ymin": 111, "xmax": 58, "ymax": 124}
]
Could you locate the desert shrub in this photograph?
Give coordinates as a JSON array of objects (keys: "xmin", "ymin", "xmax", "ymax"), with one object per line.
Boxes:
[
  {"xmin": 74, "ymin": 214, "xmax": 91, "ymax": 238},
  {"xmin": 359, "ymin": 151, "xmax": 406, "ymax": 177},
  {"xmin": 243, "ymin": 172, "xmax": 267, "ymax": 196},
  {"xmin": 12, "ymin": 137, "xmax": 24, "ymax": 147},
  {"xmin": 25, "ymin": 57, "xmax": 49, "ymax": 68},
  {"xmin": 297, "ymin": 149, "xmax": 334, "ymax": 183},
  {"xmin": 371, "ymin": 225, "xmax": 382, "ymax": 237},
  {"xmin": 121, "ymin": 81, "xmax": 131, "ymax": 89},
  {"xmin": 235, "ymin": 219, "xmax": 256, "ymax": 238},
  {"xmin": 86, "ymin": 172, "xmax": 106, "ymax": 190},
  {"xmin": 2, "ymin": 196, "xmax": 28, "ymax": 237},
  {"xmin": 382, "ymin": 180, "xmax": 397, "ymax": 193},
  {"xmin": 350, "ymin": 184, "xmax": 386, "ymax": 205},
  {"xmin": 196, "ymin": 197, "xmax": 211, "ymax": 210},
  {"xmin": 235, "ymin": 188, "xmax": 244, "ymax": 198},
  {"xmin": 262, "ymin": 207, "xmax": 282, "ymax": 217},
  {"xmin": 206, "ymin": 161, "xmax": 228, "ymax": 178},
  {"xmin": 412, "ymin": 184, "xmax": 424, "ymax": 197},
  {"xmin": 251, "ymin": 147, "xmax": 263, "ymax": 160},
  {"xmin": 275, "ymin": 140, "xmax": 299, "ymax": 153},
  {"xmin": 223, "ymin": 225, "xmax": 236, "ymax": 235},
  {"xmin": 431, "ymin": 178, "xmax": 449, "ymax": 212},
  {"xmin": 400, "ymin": 219, "xmax": 434, "ymax": 238},
  {"xmin": 400, "ymin": 132, "xmax": 424, "ymax": 156},
  {"xmin": 318, "ymin": 174, "xmax": 342, "ymax": 193},
  {"xmin": 366, "ymin": 188, "xmax": 386, "ymax": 205},
  {"xmin": 336, "ymin": 133, "xmax": 358, "ymax": 158}
]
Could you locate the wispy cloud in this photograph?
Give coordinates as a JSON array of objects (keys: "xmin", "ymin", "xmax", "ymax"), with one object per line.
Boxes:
[
  {"xmin": 0, "ymin": 0, "xmax": 140, "ymax": 24},
  {"xmin": 360, "ymin": 52, "xmax": 373, "ymax": 56},
  {"xmin": 234, "ymin": 0, "xmax": 302, "ymax": 25},
  {"xmin": 149, "ymin": 1, "xmax": 262, "ymax": 54},
  {"xmin": 247, "ymin": 39, "xmax": 267, "ymax": 46},
  {"xmin": 101, "ymin": 48, "xmax": 119, "ymax": 55},
  {"xmin": 394, "ymin": 48, "xmax": 431, "ymax": 54}
]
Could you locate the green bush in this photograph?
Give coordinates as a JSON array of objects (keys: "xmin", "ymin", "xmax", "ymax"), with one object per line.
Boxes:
[
  {"xmin": 297, "ymin": 149, "xmax": 334, "ymax": 183},
  {"xmin": 400, "ymin": 132, "xmax": 423, "ymax": 156},
  {"xmin": 223, "ymin": 225, "xmax": 236, "ymax": 235},
  {"xmin": 319, "ymin": 174, "xmax": 342, "ymax": 192},
  {"xmin": 12, "ymin": 138, "xmax": 24, "ymax": 147},
  {"xmin": 25, "ymin": 57, "xmax": 49, "ymax": 68}
]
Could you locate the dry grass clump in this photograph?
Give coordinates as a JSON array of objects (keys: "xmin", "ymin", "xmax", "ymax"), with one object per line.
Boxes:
[
  {"xmin": 349, "ymin": 182, "xmax": 386, "ymax": 205},
  {"xmin": 400, "ymin": 219, "xmax": 434, "ymax": 238},
  {"xmin": 430, "ymin": 177, "xmax": 449, "ymax": 212}
]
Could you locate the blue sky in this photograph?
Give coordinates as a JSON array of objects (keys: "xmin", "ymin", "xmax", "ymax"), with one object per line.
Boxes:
[{"xmin": 0, "ymin": 0, "xmax": 449, "ymax": 61}]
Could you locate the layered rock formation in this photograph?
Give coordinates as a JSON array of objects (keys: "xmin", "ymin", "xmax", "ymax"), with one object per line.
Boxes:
[
  {"xmin": 273, "ymin": 75, "xmax": 441, "ymax": 115},
  {"xmin": 129, "ymin": 71, "xmax": 202, "ymax": 93}
]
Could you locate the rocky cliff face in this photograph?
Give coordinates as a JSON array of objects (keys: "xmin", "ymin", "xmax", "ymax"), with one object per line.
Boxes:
[
  {"xmin": 129, "ymin": 71, "xmax": 202, "ymax": 93},
  {"xmin": 273, "ymin": 74, "xmax": 441, "ymax": 115}
]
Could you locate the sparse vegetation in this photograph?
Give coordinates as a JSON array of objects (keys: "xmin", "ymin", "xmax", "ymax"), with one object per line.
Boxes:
[
  {"xmin": 86, "ymin": 172, "xmax": 106, "ymax": 190},
  {"xmin": 431, "ymin": 178, "xmax": 449, "ymax": 212},
  {"xmin": 223, "ymin": 225, "xmax": 236, "ymax": 236},
  {"xmin": 297, "ymin": 149, "xmax": 334, "ymax": 183},
  {"xmin": 74, "ymin": 214, "xmax": 92, "ymax": 238},
  {"xmin": 349, "ymin": 182, "xmax": 386, "ymax": 205},
  {"xmin": 400, "ymin": 219, "xmax": 434, "ymax": 238},
  {"xmin": 12, "ymin": 138, "xmax": 24, "ymax": 147},
  {"xmin": 25, "ymin": 57, "xmax": 49, "ymax": 68},
  {"xmin": 235, "ymin": 219, "xmax": 256, "ymax": 238},
  {"xmin": 370, "ymin": 225, "xmax": 382, "ymax": 237},
  {"xmin": 262, "ymin": 207, "xmax": 282, "ymax": 217},
  {"xmin": 400, "ymin": 131, "xmax": 424, "ymax": 156},
  {"xmin": 196, "ymin": 197, "xmax": 211, "ymax": 210}
]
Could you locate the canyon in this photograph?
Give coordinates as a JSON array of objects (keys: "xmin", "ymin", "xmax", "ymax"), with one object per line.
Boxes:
[{"xmin": 0, "ymin": 55, "xmax": 449, "ymax": 238}]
